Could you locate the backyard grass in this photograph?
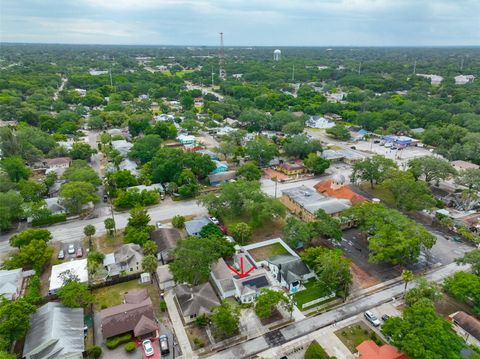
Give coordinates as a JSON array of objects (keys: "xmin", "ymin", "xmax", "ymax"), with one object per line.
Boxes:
[
  {"xmin": 359, "ymin": 183, "xmax": 395, "ymax": 206},
  {"xmin": 93, "ymin": 279, "xmax": 162, "ymax": 317},
  {"xmin": 221, "ymin": 215, "xmax": 285, "ymax": 243},
  {"xmin": 247, "ymin": 242, "xmax": 288, "ymax": 262},
  {"xmin": 334, "ymin": 322, "xmax": 383, "ymax": 353},
  {"xmin": 294, "ymin": 281, "xmax": 333, "ymax": 309}
]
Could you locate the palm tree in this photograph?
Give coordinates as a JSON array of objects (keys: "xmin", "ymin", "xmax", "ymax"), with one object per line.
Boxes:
[{"xmin": 401, "ymin": 269, "xmax": 414, "ymax": 297}]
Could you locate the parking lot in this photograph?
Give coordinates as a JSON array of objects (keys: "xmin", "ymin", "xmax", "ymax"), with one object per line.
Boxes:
[{"xmin": 57, "ymin": 240, "xmax": 84, "ymax": 261}]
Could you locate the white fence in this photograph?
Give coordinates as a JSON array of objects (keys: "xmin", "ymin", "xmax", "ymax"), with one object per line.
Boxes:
[{"xmin": 301, "ymin": 292, "xmax": 336, "ymax": 310}]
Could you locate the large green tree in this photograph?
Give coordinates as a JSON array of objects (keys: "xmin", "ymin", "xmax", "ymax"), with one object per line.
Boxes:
[
  {"xmin": 0, "ymin": 298, "xmax": 36, "ymax": 351},
  {"xmin": 408, "ymin": 156, "xmax": 456, "ymax": 184},
  {"xmin": 199, "ymin": 180, "xmax": 285, "ymax": 227},
  {"xmin": 283, "ymin": 135, "xmax": 322, "ymax": 159},
  {"xmin": 128, "ymin": 134, "xmax": 162, "ymax": 163},
  {"xmin": 350, "ymin": 155, "xmax": 397, "ymax": 188},
  {"xmin": 345, "ymin": 202, "xmax": 436, "ymax": 265},
  {"xmin": 444, "ymin": 271, "xmax": 480, "ymax": 315},
  {"xmin": 62, "ymin": 160, "xmax": 101, "ymax": 186},
  {"xmin": 245, "ymin": 136, "xmax": 278, "ymax": 166},
  {"xmin": 302, "ymin": 247, "xmax": 352, "ymax": 299},
  {"xmin": 303, "ymin": 153, "xmax": 330, "ymax": 174},
  {"xmin": 381, "ymin": 170, "xmax": 436, "ymax": 211},
  {"xmin": 254, "ymin": 289, "xmax": 287, "ymax": 319},
  {"xmin": 9, "ymin": 228, "xmax": 51, "ymax": 248},
  {"xmin": 0, "ymin": 156, "xmax": 31, "ymax": 182},
  {"xmin": 69, "ymin": 142, "xmax": 97, "ymax": 161},
  {"xmin": 59, "ymin": 181, "xmax": 99, "ymax": 214},
  {"xmin": 0, "ymin": 191, "xmax": 23, "ymax": 231},
  {"xmin": 326, "ymin": 124, "xmax": 350, "ymax": 140},
  {"xmin": 381, "ymin": 299, "xmax": 465, "ymax": 359},
  {"xmin": 211, "ymin": 300, "xmax": 240, "ymax": 338},
  {"xmin": 236, "ymin": 162, "xmax": 262, "ymax": 181},
  {"xmin": 3, "ymin": 239, "xmax": 53, "ymax": 273},
  {"xmin": 455, "ymin": 249, "xmax": 480, "ymax": 276},
  {"xmin": 170, "ymin": 236, "xmax": 234, "ymax": 285},
  {"xmin": 58, "ymin": 280, "xmax": 93, "ymax": 308}
]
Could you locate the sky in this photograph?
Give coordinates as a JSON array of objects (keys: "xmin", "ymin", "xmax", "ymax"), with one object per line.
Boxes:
[{"xmin": 1, "ymin": 0, "xmax": 479, "ymax": 46}]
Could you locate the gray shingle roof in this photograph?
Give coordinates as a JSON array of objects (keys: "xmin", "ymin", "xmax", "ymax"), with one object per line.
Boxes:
[
  {"xmin": 0, "ymin": 268, "xmax": 22, "ymax": 300},
  {"xmin": 175, "ymin": 283, "xmax": 220, "ymax": 317},
  {"xmin": 184, "ymin": 216, "xmax": 211, "ymax": 236},
  {"xmin": 23, "ymin": 302, "xmax": 84, "ymax": 359},
  {"xmin": 282, "ymin": 185, "xmax": 351, "ymax": 215},
  {"xmin": 268, "ymin": 254, "xmax": 312, "ymax": 285}
]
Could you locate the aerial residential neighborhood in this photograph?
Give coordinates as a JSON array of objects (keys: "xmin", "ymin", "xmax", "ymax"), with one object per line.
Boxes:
[{"xmin": 1, "ymin": 2, "xmax": 480, "ymax": 359}]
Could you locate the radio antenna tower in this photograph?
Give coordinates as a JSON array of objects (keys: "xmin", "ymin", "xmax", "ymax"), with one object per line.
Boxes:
[
  {"xmin": 219, "ymin": 32, "xmax": 226, "ymax": 81},
  {"xmin": 413, "ymin": 59, "xmax": 417, "ymax": 74}
]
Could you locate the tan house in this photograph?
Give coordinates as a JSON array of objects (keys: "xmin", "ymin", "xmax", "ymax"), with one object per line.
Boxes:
[{"xmin": 281, "ymin": 185, "xmax": 351, "ymax": 222}]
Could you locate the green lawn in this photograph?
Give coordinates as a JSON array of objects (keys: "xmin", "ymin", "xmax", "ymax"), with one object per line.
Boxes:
[
  {"xmin": 334, "ymin": 322, "xmax": 383, "ymax": 353},
  {"xmin": 247, "ymin": 242, "xmax": 288, "ymax": 262},
  {"xmin": 93, "ymin": 280, "xmax": 162, "ymax": 317},
  {"xmin": 359, "ymin": 183, "xmax": 395, "ymax": 206},
  {"xmin": 294, "ymin": 281, "xmax": 332, "ymax": 309}
]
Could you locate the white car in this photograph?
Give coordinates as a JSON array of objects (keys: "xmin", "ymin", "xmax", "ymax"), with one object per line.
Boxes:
[
  {"xmin": 142, "ymin": 339, "xmax": 154, "ymax": 357},
  {"xmin": 156, "ymin": 221, "xmax": 163, "ymax": 229},
  {"xmin": 364, "ymin": 311, "xmax": 381, "ymax": 327},
  {"xmin": 67, "ymin": 244, "xmax": 75, "ymax": 255},
  {"xmin": 209, "ymin": 216, "xmax": 219, "ymax": 225}
]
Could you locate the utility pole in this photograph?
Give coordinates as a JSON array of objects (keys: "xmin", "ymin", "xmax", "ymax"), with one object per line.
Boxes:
[{"xmin": 219, "ymin": 32, "xmax": 226, "ymax": 81}]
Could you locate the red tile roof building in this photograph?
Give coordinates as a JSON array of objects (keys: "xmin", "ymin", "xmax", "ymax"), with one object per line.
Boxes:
[
  {"xmin": 314, "ymin": 176, "xmax": 367, "ymax": 205},
  {"xmin": 356, "ymin": 340, "xmax": 408, "ymax": 359}
]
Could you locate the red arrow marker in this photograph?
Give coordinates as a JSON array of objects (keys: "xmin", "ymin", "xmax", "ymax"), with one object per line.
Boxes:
[{"xmin": 227, "ymin": 256, "xmax": 255, "ymax": 278}]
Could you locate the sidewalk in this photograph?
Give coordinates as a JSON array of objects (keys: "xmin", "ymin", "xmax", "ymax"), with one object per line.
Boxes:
[{"xmin": 164, "ymin": 290, "xmax": 196, "ymax": 359}]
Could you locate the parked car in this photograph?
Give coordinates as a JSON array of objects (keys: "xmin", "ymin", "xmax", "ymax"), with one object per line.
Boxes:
[
  {"xmin": 364, "ymin": 311, "xmax": 381, "ymax": 327},
  {"xmin": 67, "ymin": 244, "xmax": 75, "ymax": 255},
  {"xmin": 57, "ymin": 250, "xmax": 65, "ymax": 260},
  {"xmin": 373, "ymin": 140, "xmax": 381, "ymax": 144},
  {"xmin": 156, "ymin": 221, "xmax": 163, "ymax": 229},
  {"xmin": 381, "ymin": 314, "xmax": 390, "ymax": 321},
  {"xmin": 76, "ymin": 247, "xmax": 83, "ymax": 258},
  {"xmin": 159, "ymin": 335, "xmax": 170, "ymax": 355},
  {"xmin": 142, "ymin": 339, "xmax": 154, "ymax": 357},
  {"xmin": 350, "ymin": 146, "xmax": 356, "ymax": 150},
  {"xmin": 103, "ymin": 194, "xmax": 108, "ymax": 203},
  {"xmin": 209, "ymin": 216, "xmax": 220, "ymax": 225}
]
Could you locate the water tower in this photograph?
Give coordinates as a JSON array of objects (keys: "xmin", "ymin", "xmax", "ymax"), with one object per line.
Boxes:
[{"xmin": 273, "ymin": 49, "xmax": 281, "ymax": 61}]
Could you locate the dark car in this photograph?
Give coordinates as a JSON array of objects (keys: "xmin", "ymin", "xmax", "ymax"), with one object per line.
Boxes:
[
  {"xmin": 103, "ymin": 194, "xmax": 108, "ymax": 203},
  {"xmin": 381, "ymin": 314, "xmax": 390, "ymax": 321},
  {"xmin": 159, "ymin": 335, "xmax": 170, "ymax": 355},
  {"xmin": 76, "ymin": 247, "xmax": 83, "ymax": 258}
]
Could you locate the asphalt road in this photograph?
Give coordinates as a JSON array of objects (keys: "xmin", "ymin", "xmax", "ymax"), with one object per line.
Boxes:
[
  {"xmin": 0, "ymin": 199, "xmax": 206, "ymax": 258},
  {"xmin": 207, "ymin": 262, "xmax": 470, "ymax": 359}
]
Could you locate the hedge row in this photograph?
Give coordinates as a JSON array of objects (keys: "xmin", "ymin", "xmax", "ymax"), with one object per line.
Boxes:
[
  {"xmin": 32, "ymin": 214, "xmax": 67, "ymax": 226},
  {"xmin": 106, "ymin": 333, "xmax": 132, "ymax": 349}
]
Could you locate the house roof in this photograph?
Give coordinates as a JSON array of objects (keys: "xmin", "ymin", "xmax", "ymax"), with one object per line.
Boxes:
[
  {"xmin": 156, "ymin": 265, "xmax": 174, "ymax": 283},
  {"xmin": 314, "ymin": 179, "xmax": 367, "ymax": 204},
  {"xmin": 185, "ymin": 216, "xmax": 211, "ymax": 236},
  {"xmin": 0, "ymin": 268, "xmax": 22, "ymax": 300},
  {"xmin": 278, "ymin": 162, "xmax": 305, "ymax": 171},
  {"xmin": 150, "ymin": 228, "xmax": 182, "ymax": 252},
  {"xmin": 104, "ymin": 244, "xmax": 144, "ymax": 276},
  {"xmin": 23, "ymin": 302, "xmax": 84, "ymax": 359},
  {"xmin": 133, "ymin": 315, "xmax": 158, "ymax": 337},
  {"xmin": 100, "ymin": 290, "xmax": 155, "ymax": 338},
  {"xmin": 267, "ymin": 254, "xmax": 311, "ymax": 285},
  {"xmin": 44, "ymin": 157, "xmax": 71, "ymax": 167},
  {"xmin": 45, "ymin": 197, "xmax": 66, "ymax": 213},
  {"xmin": 174, "ymin": 283, "xmax": 220, "ymax": 317},
  {"xmin": 282, "ymin": 185, "xmax": 352, "ymax": 215},
  {"xmin": 356, "ymin": 340, "xmax": 408, "ymax": 359},
  {"xmin": 452, "ymin": 311, "xmax": 480, "ymax": 341},
  {"xmin": 450, "ymin": 160, "xmax": 480, "ymax": 170},
  {"xmin": 49, "ymin": 259, "xmax": 88, "ymax": 292},
  {"xmin": 211, "ymin": 258, "xmax": 236, "ymax": 293},
  {"xmin": 208, "ymin": 171, "xmax": 237, "ymax": 184},
  {"xmin": 237, "ymin": 273, "xmax": 270, "ymax": 295}
]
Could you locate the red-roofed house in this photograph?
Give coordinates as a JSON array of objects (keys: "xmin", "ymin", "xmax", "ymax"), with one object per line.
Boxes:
[
  {"xmin": 314, "ymin": 175, "xmax": 367, "ymax": 204},
  {"xmin": 356, "ymin": 340, "xmax": 408, "ymax": 359}
]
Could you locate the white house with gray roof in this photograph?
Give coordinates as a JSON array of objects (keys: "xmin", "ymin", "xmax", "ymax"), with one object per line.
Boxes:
[{"xmin": 267, "ymin": 254, "xmax": 315, "ymax": 293}]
